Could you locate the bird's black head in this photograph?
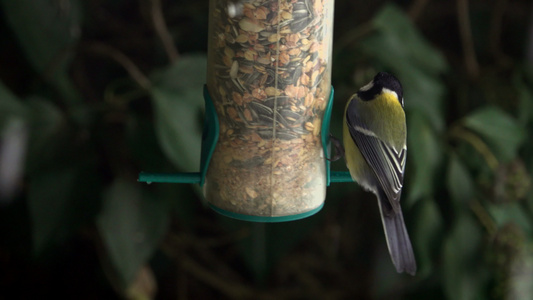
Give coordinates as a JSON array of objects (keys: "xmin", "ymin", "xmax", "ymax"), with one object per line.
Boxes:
[{"xmin": 357, "ymin": 72, "xmax": 404, "ymax": 106}]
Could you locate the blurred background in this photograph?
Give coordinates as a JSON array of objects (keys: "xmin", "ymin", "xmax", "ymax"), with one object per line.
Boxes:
[{"xmin": 1, "ymin": 0, "xmax": 533, "ymax": 299}]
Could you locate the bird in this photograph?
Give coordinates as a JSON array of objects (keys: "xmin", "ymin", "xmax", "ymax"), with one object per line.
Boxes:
[{"xmin": 343, "ymin": 72, "xmax": 417, "ymax": 275}]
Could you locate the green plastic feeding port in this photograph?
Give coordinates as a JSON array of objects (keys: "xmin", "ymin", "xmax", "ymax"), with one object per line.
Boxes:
[{"xmin": 138, "ymin": 86, "xmax": 353, "ymax": 223}]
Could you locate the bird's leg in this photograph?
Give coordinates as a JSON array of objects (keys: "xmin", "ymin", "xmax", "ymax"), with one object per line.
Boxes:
[{"xmin": 327, "ymin": 133, "xmax": 345, "ymax": 162}]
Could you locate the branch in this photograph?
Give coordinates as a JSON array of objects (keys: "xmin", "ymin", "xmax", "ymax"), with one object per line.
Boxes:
[
  {"xmin": 150, "ymin": 0, "xmax": 179, "ymax": 63},
  {"xmin": 489, "ymin": 0, "xmax": 511, "ymax": 65},
  {"xmin": 180, "ymin": 258, "xmax": 255, "ymax": 299},
  {"xmin": 408, "ymin": 0, "xmax": 430, "ymax": 21},
  {"xmin": 449, "ymin": 125, "xmax": 499, "ymax": 171},
  {"xmin": 87, "ymin": 42, "xmax": 151, "ymax": 90},
  {"xmin": 470, "ymin": 198, "xmax": 497, "ymax": 236},
  {"xmin": 457, "ymin": 0, "xmax": 480, "ymax": 78}
]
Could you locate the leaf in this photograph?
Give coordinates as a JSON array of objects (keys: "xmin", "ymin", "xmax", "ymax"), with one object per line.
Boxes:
[
  {"xmin": 28, "ymin": 167, "xmax": 77, "ymax": 253},
  {"xmin": 127, "ymin": 115, "xmax": 172, "ymax": 172},
  {"xmin": 401, "ymin": 68, "xmax": 446, "ymax": 131},
  {"xmin": 0, "ymin": 83, "xmax": 29, "ymax": 201},
  {"xmin": 528, "ymin": 191, "xmax": 533, "ymax": 230},
  {"xmin": 359, "ymin": 45, "xmax": 445, "ymax": 131},
  {"xmin": 0, "ymin": 0, "xmax": 82, "ymax": 103},
  {"xmin": 371, "ymin": 4, "xmax": 448, "ymax": 75},
  {"xmin": 0, "ymin": 119, "xmax": 28, "ymax": 202},
  {"xmin": 97, "ymin": 179, "xmax": 170, "ymax": 286},
  {"xmin": 127, "ymin": 114, "xmax": 200, "ymax": 224},
  {"xmin": 28, "ymin": 162, "xmax": 101, "ymax": 254},
  {"xmin": 25, "ymin": 97, "xmax": 66, "ymax": 170},
  {"xmin": 446, "ymin": 155, "xmax": 475, "ymax": 206},
  {"xmin": 412, "ymin": 198, "xmax": 443, "ymax": 277},
  {"xmin": 507, "ymin": 248, "xmax": 533, "ymax": 300},
  {"xmin": 463, "ymin": 106, "xmax": 526, "ymax": 162},
  {"xmin": 514, "ymin": 72, "xmax": 533, "ymax": 125},
  {"xmin": 442, "ymin": 213, "xmax": 488, "ymax": 300},
  {"xmin": 360, "ymin": 3, "xmax": 448, "ymax": 131},
  {"xmin": 406, "ymin": 112, "xmax": 443, "ymax": 205},
  {"xmin": 0, "ymin": 0, "xmax": 81, "ymax": 75},
  {"xmin": 125, "ymin": 265, "xmax": 157, "ymax": 300},
  {"xmin": 0, "ymin": 80, "xmax": 27, "ymax": 128},
  {"xmin": 18, "ymin": 97, "xmax": 77, "ymax": 176},
  {"xmin": 150, "ymin": 54, "xmax": 207, "ymax": 171},
  {"xmin": 488, "ymin": 203, "xmax": 533, "ymax": 235},
  {"xmin": 0, "ymin": 91, "xmax": 69, "ymax": 173}
]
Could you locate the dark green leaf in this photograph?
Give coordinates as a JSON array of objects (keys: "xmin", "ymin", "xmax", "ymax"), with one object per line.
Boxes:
[
  {"xmin": 446, "ymin": 155, "xmax": 475, "ymax": 206},
  {"xmin": 0, "ymin": 83, "xmax": 29, "ymax": 200},
  {"xmin": 0, "ymin": 81, "xmax": 27, "ymax": 128},
  {"xmin": 406, "ymin": 112, "xmax": 443, "ymax": 205},
  {"xmin": 22, "ymin": 97, "xmax": 72, "ymax": 174},
  {"xmin": 127, "ymin": 114, "xmax": 200, "ymax": 224},
  {"xmin": 371, "ymin": 4, "xmax": 448, "ymax": 75},
  {"xmin": 463, "ymin": 106, "xmax": 526, "ymax": 162},
  {"xmin": 360, "ymin": 4, "xmax": 448, "ymax": 131},
  {"xmin": 28, "ymin": 167, "xmax": 77, "ymax": 253},
  {"xmin": 359, "ymin": 45, "xmax": 446, "ymax": 131},
  {"xmin": 127, "ymin": 115, "xmax": 171, "ymax": 172},
  {"xmin": 0, "ymin": 0, "xmax": 81, "ymax": 75},
  {"xmin": 150, "ymin": 54, "xmax": 206, "ymax": 171},
  {"xmin": 488, "ymin": 203, "xmax": 533, "ymax": 235},
  {"xmin": 443, "ymin": 213, "xmax": 488, "ymax": 300},
  {"xmin": 528, "ymin": 191, "xmax": 533, "ymax": 226},
  {"xmin": 514, "ymin": 73, "xmax": 533, "ymax": 125},
  {"xmin": 28, "ymin": 162, "xmax": 101, "ymax": 254},
  {"xmin": 26, "ymin": 97, "xmax": 65, "ymax": 162},
  {"xmin": 0, "ymin": 0, "xmax": 82, "ymax": 103},
  {"xmin": 97, "ymin": 179, "xmax": 170, "ymax": 286},
  {"xmin": 401, "ymin": 68, "xmax": 446, "ymax": 132}
]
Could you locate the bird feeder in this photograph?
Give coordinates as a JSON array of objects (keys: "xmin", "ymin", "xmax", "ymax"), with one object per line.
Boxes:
[{"xmin": 139, "ymin": 0, "xmax": 352, "ymax": 222}]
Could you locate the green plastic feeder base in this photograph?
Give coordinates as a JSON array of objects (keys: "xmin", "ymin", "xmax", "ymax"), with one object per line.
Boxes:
[{"xmin": 208, "ymin": 203, "xmax": 324, "ymax": 222}]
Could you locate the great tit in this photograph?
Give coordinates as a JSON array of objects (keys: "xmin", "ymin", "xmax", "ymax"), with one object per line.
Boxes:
[{"xmin": 343, "ymin": 72, "xmax": 416, "ymax": 275}]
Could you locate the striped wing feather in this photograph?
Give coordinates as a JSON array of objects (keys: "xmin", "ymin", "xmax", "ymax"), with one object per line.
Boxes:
[{"xmin": 346, "ymin": 100, "xmax": 406, "ymax": 213}]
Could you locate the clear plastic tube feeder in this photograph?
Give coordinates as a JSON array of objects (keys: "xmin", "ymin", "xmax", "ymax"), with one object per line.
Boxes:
[{"xmin": 204, "ymin": 0, "xmax": 335, "ymax": 220}]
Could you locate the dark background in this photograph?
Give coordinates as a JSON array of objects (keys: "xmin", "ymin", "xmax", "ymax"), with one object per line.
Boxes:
[{"xmin": 1, "ymin": 0, "xmax": 533, "ymax": 299}]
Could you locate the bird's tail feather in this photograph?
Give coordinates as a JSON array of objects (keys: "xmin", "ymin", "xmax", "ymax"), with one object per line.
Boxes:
[{"xmin": 377, "ymin": 190, "xmax": 417, "ymax": 275}]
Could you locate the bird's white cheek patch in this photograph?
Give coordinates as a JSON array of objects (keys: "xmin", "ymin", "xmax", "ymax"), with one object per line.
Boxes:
[{"xmin": 382, "ymin": 88, "xmax": 398, "ymax": 100}]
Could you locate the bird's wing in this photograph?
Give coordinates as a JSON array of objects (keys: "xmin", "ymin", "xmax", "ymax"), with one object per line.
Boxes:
[{"xmin": 346, "ymin": 100, "xmax": 406, "ymax": 214}]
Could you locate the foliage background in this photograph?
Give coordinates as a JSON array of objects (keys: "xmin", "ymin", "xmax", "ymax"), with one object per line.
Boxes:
[{"xmin": 1, "ymin": 0, "xmax": 533, "ymax": 299}]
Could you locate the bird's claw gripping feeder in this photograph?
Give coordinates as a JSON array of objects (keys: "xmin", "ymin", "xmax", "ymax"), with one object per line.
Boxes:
[{"xmin": 139, "ymin": 0, "xmax": 352, "ymax": 222}]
